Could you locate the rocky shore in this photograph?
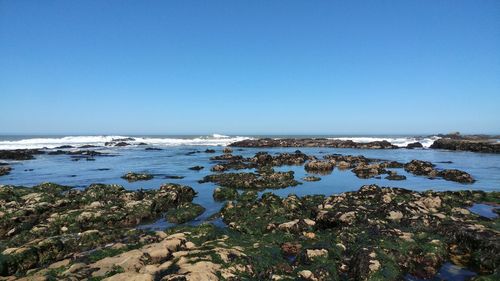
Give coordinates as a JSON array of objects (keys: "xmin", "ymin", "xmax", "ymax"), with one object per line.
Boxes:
[{"xmin": 0, "ymin": 183, "xmax": 498, "ymax": 280}]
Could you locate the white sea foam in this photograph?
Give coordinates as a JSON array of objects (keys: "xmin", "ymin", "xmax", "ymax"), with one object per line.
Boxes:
[
  {"xmin": 328, "ymin": 136, "xmax": 440, "ymax": 148},
  {"xmin": 0, "ymin": 135, "xmax": 252, "ymax": 150}
]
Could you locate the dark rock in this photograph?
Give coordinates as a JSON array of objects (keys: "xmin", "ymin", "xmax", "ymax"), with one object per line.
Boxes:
[
  {"xmin": 230, "ymin": 138, "xmax": 398, "ymax": 149},
  {"xmin": 204, "ymin": 149, "xmax": 216, "ymax": 153},
  {"xmin": 385, "ymin": 173, "xmax": 407, "ymax": 180},
  {"xmin": 113, "ymin": 142, "xmax": 130, "ymax": 147},
  {"xmin": 0, "ymin": 149, "xmax": 44, "ymax": 160},
  {"xmin": 406, "ymin": 142, "xmax": 423, "ymax": 149},
  {"xmin": 188, "ymin": 166, "xmax": 204, "ymax": 171},
  {"xmin": 404, "ymin": 160, "xmax": 437, "ymax": 177},
  {"xmin": 164, "ymin": 175, "xmax": 185, "ymax": 179},
  {"xmin": 54, "ymin": 145, "xmax": 74, "ymax": 149},
  {"xmin": 438, "ymin": 169, "xmax": 475, "ymax": 183},
  {"xmin": 404, "ymin": 160, "xmax": 474, "ymax": 183},
  {"xmin": 145, "ymin": 147, "xmax": 162, "ymax": 151},
  {"xmin": 430, "ymin": 138, "xmax": 500, "ymax": 153},
  {"xmin": 79, "ymin": 145, "xmax": 98, "ymax": 148}
]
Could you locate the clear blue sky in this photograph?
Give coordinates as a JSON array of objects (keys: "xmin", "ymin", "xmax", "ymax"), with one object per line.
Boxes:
[{"xmin": 1, "ymin": 0, "xmax": 499, "ymax": 135}]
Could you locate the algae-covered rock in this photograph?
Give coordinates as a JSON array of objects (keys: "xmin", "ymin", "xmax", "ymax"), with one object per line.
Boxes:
[
  {"xmin": 121, "ymin": 172, "xmax": 154, "ymax": 182},
  {"xmin": 0, "ymin": 182, "xmax": 199, "ymax": 276},
  {"xmin": 200, "ymin": 170, "xmax": 300, "ymax": 190},
  {"xmin": 166, "ymin": 203, "xmax": 205, "ymax": 224},
  {"xmin": 213, "ymin": 187, "xmax": 239, "ymax": 201}
]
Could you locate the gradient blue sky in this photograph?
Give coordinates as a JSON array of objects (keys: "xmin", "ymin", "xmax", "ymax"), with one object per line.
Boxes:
[{"xmin": 1, "ymin": 0, "xmax": 499, "ymax": 135}]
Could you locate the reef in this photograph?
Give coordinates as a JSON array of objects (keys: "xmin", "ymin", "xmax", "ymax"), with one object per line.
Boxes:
[{"xmin": 230, "ymin": 138, "xmax": 398, "ymax": 149}]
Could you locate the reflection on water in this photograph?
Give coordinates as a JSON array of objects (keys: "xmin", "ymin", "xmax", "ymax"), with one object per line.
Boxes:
[
  {"xmin": 469, "ymin": 203, "xmax": 499, "ymax": 219},
  {"xmin": 405, "ymin": 262, "xmax": 477, "ymax": 281}
]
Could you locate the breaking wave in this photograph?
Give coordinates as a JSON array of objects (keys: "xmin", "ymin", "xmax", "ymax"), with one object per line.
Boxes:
[{"xmin": 0, "ymin": 134, "xmax": 252, "ymax": 150}]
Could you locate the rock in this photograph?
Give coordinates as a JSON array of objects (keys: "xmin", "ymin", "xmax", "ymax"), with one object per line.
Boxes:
[
  {"xmin": 438, "ymin": 169, "xmax": 475, "ymax": 183},
  {"xmin": 430, "ymin": 138, "xmax": 500, "ymax": 153},
  {"xmin": 298, "ymin": 270, "xmax": 317, "ymax": 280},
  {"xmin": 213, "ymin": 187, "xmax": 238, "ymax": 201},
  {"xmin": 304, "ymin": 160, "xmax": 335, "ymax": 173},
  {"xmin": 200, "ymin": 170, "xmax": 300, "ymax": 190},
  {"xmin": 387, "ymin": 211, "xmax": 404, "ymax": 221},
  {"xmin": 0, "ymin": 149, "xmax": 44, "ymax": 160},
  {"xmin": 188, "ymin": 166, "xmax": 204, "ymax": 171},
  {"xmin": 166, "ymin": 203, "xmax": 205, "ymax": 224},
  {"xmin": 406, "ymin": 142, "xmax": 423, "ymax": 149},
  {"xmin": 223, "ymin": 147, "xmax": 233, "ymax": 154},
  {"xmin": 104, "ymin": 272, "xmax": 154, "ymax": 281},
  {"xmin": 302, "ymin": 176, "xmax": 321, "ymax": 182},
  {"xmin": 121, "ymin": 172, "xmax": 154, "ymax": 182},
  {"xmin": 205, "ymin": 149, "xmax": 216, "ymax": 153},
  {"xmin": 281, "ymin": 242, "xmax": 302, "ymax": 257},
  {"xmin": 339, "ymin": 211, "xmax": 357, "ymax": 224},
  {"xmin": 306, "ymin": 249, "xmax": 328, "ymax": 261},
  {"xmin": 404, "ymin": 160, "xmax": 474, "ymax": 183},
  {"xmin": 229, "ymin": 138, "xmax": 398, "ymax": 149},
  {"xmin": 0, "ymin": 166, "xmax": 11, "ymax": 176},
  {"xmin": 385, "ymin": 173, "xmax": 406, "ymax": 180}
]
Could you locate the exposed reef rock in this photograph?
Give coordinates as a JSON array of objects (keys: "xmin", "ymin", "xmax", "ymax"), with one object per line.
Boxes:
[
  {"xmin": 200, "ymin": 169, "xmax": 300, "ymax": 190},
  {"xmin": 0, "ymin": 182, "xmax": 197, "ymax": 276},
  {"xmin": 0, "ymin": 149, "xmax": 44, "ymax": 160},
  {"xmin": 430, "ymin": 138, "xmax": 500, "ymax": 153},
  {"xmin": 121, "ymin": 172, "xmax": 154, "ymax": 182},
  {"xmin": 404, "ymin": 160, "xmax": 475, "ymax": 183},
  {"xmin": 166, "ymin": 203, "xmax": 205, "ymax": 224},
  {"xmin": 406, "ymin": 142, "xmax": 423, "ymax": 149},
  {"xmin": 1, "ymin": 184, "xmax": 498, "ymax": 280},
  {"xmin": 0, "ymin": 166, "xmax": 11, "ymax": 176},
  {"xmin": 230, "ymin": 138, "xmax": 398, "ymax": 149}
]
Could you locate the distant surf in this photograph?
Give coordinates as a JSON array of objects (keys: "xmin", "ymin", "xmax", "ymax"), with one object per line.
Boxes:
[{"xmin": 0, "ymin": 134, "xmax": 252, "ymax": 150}]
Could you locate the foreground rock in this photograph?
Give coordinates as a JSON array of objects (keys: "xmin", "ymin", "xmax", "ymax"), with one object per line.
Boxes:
[
  {"xmin": 1, "ymin": 184, "xmax": 498, "ymax": 280},
  {"xmin": 0, "ymin": 182, "xmax": 197, "ymax": 276},
  {"xmin": 430, "ymin": 138, "xmax": 500, "ymax": 153},
  {"xmin": 219, "ymin": 185, "xmax": 499, "ymax": 280},
  {"xmin": 230, "ymin": 138, "xmax": 398, "ymax": 149}
]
